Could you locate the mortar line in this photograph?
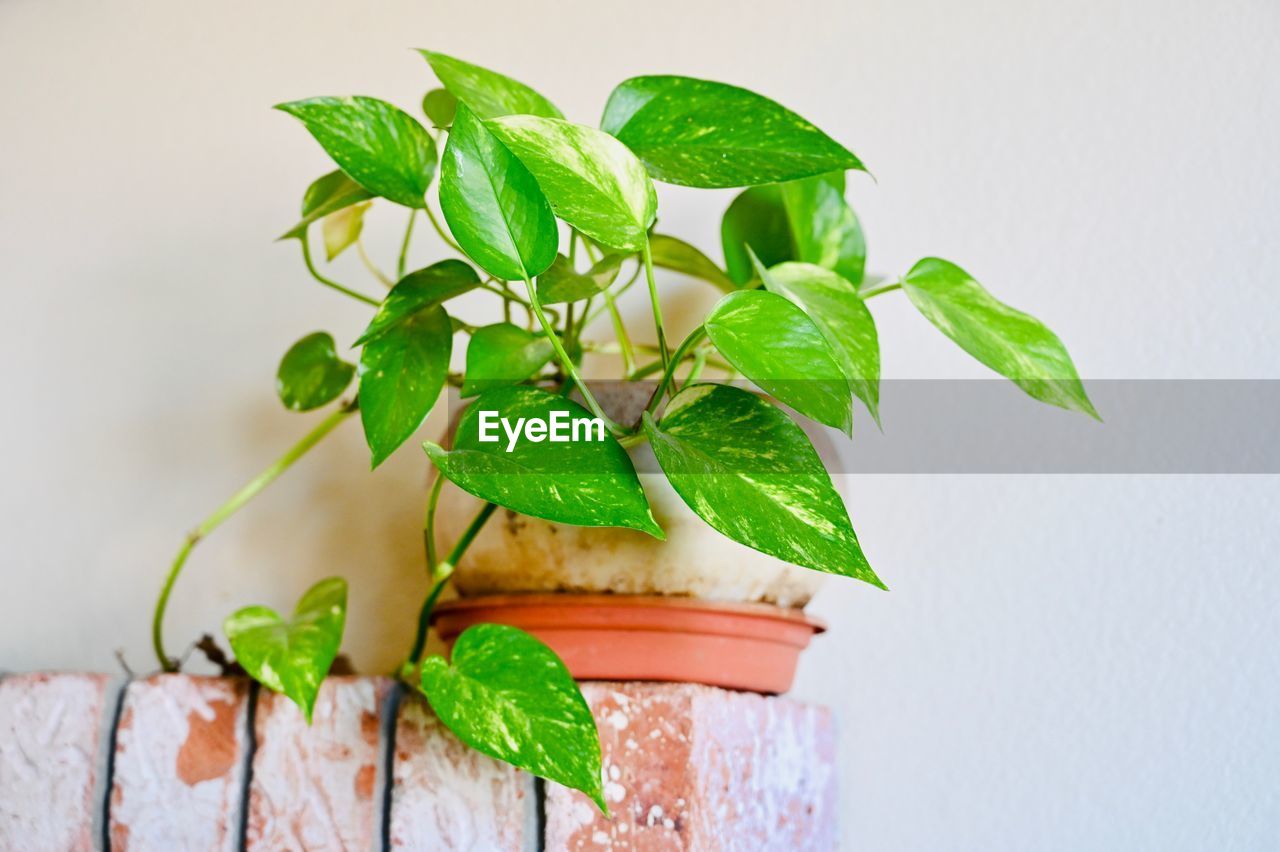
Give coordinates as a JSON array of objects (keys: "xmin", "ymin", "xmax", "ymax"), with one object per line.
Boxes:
[
  {"xmin": 377, "ymin": 681, "xmax": 404, "ymax": 852},
  {"xmin": 234, "ymin": 680, "xmax": 260, "ymax": 852},
  {"xmin": 97, "ymin": 675, "xmax": 131, "ymax": 852}
]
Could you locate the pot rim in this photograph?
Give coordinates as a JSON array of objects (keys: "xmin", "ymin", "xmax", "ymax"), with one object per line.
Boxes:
[{"xmin": 432, "ymin": 593, "xmax": 827, "ymax": 644}]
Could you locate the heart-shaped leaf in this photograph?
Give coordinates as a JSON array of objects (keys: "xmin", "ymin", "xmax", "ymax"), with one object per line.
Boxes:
[
  {"xmin": 488, "ymin": 116, "xmax": 657, "ymax": 251},
  {"xmin": 722, "ymin": 173, "xmax": 864, "ymax": 286},
  {"xmin": 601, "ymin": 76, "xmax": 864, "ymax": 188},
  {"xmin": 419, "ymin": 51, "xmax": 563, "ymax": 120},
  {"xmin": 421, "ymin": 624, "xmax": 605, "ymax": 811},
  {"xmin": 704, "ymin": 290, "xmax": 853, "ymax": 434},
  {"xmin": 440, "ymin": 103, "xmax": 558, "ymax": 282},
  {"xmin": 359, "ymin": 304, "xmax": 452, "ymax": 468},
  {"xmin": 279, "ymin": 170, "xmax": 373, "ymax": 241},
  {"xmin": 422, "ymin": 88, "xmax": 457, "ymax": 128},
  {"xmin": 758, "ymin": 260, "xmax": 880, "ymax": 425},
  {"xmin": 224, "ymin": 577, "xmax": 348, "ymax": 723},
  {"xmin": 424, "ymin": 385, "xmax": 662, "ymax": 537},
  {"xmin": 644, "ymin": 385, "xmax": 880, "ymax": 585},
  {"xmin": 276, "ymin": 332, "xmax": 356, "ymax": 412},
  {"xmin": 275, "ymin": 96, "xmax": 437, "ymax": 209},
  {"xmin": 648, "ymin": 233, "xmax": 736, "ymax": 292},
  {"xmin": 535, "ymin": 253, "xmax": 624, "ymax": 304},
  {"xmin": 462, "ymin": 323, "xmax": 555, "ymax": 397},
  {"xmin": 902, "ymin": 258, "xmax": 1099, "ymax": 418},
  {"xmin": 355, "ymin": 260, "xmax": 480, "ymax": 346},
  {"xmin": 321, "ymin": 201, "xmax": 370, "ymax": 261}
]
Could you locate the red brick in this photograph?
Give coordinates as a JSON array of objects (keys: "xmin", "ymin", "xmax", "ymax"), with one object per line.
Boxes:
[
  {"xmin": 389, "ymin": 691, "xmax": 533, "ymax": 850},
  {"xmin": 0, "ymin": 673, "xmax": 117, "ymax": 851},
  {"xmin": 109, "ymin": 675, "xmax": 251, "ymax": 850},
  {"xmin": 544, "ymin": 682, "xmax": 837, "ymax": 851},
  {"xmin": 245, "ymin": 676, "xmax": 391, "ymax": 851}
]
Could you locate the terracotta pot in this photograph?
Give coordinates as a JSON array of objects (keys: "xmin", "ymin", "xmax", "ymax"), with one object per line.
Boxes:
[
  {"xmin": 435, "ymin": 384, "xmax": 839, "ymax": 607},
  {"xmin": 431, "ymin": 594, "xmax": 826, "ymax": 694}
]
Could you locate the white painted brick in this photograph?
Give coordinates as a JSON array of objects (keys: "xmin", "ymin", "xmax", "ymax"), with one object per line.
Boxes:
[
  {"xmin": 545, "ymin": 682, "xmax": 838, "ymax": 851},
  {"xmin": 245, "ymin": 676, "xmax": 390, "ymax": 852},
  {"xmin": 389, "ymin": 691, "xmax": 533, "ymax": 850},
  {"xmin": 0, "ymin": 673, "xmax": 116, "ymax": 851},
  {"xmin": 109, "ymin": 675, "xmax": 251, "ymax": 851}
]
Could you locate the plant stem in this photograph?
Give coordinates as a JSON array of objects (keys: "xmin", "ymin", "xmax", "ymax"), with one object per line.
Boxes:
[
  {"xmin": 151, "ymin": 403, "xmax": 357, "ymax": 671},
  {"xmin": 682, "ymin": 349, "xmax": 708, "ymax": 389},
  {"xmin": 423, "ymin": 204, "xmax": 463, "ymax": 254},
  {"xmin": 522, "ymin": 276, "xmax": 620, "ymax": 433},
  {"xmin": 646, "ymin": 327, "xmax": 707, "ymax": 416},
  {"xmin": 356, "ymin": 240, "xmax": 394, "ymax": 287},
  {"xmin": 404, "ymin": 500, "xmax": 498, "ymax": 669},
  {"xmin": 397, "ymin": 209, "xmax": 417, "ymax": 279},
  {"xmin": 603, "ymin": 293, "xmax": 636, "ymax": 374},
  {"xmin": 582, "ymin": 259, "xmax": 642, "ymax": 326},
  {"xmin": 301, "ymin": 239, "xmax": 381, "ymax": 306},
  {"xmin": 423, "ymin": 471, "xmax": 445, "ymax": 571},
  {"xmin": 640, "ymin": 237, "xmax": 670, "ymax": 370},
  {"xmin": 859, "ymin": 279, "xmax": 902, "ymax": 299}
]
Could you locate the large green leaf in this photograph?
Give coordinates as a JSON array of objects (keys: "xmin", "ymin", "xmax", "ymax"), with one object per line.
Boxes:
[
  {"xmin": 488, "ymin": 116, "xmax": 657, "ymax": 251},
  {"xmin": 359, "ymin": 305, "xmax": 452, "ymax": 468},
  {"xmin": 722, "ymin": 173, "xmax": 864, "ymax": 285},
  {"xmin": 461, "ymin": 323, "xmax": 555, "ymax": 397},
  {"xmin": 704, "ymin": 290, "xmax": 853, "ymax": 434},
  {"xmin": 644, "ymin": 385, "xmax": 880, "ymax": 585},
  {"xmin": 902, "ymin": 258, "xmax": 1099, "ymax": 418},
  {"xmin": 648, "ymin": 233, "xmax": 735, "ymax": 291},
  {"xmin": 759, "ymin": 260, "xmax": 880, "ymax": 425},
  {"xmin": 276, "ymin": 332, "xmax": 356, "ymax": 412},
  {"xmin": 424, "ymin": 386, "xmax": 662, "ymax": 537},
  {"xmin": 601, "ymin": 75, "xmax": 864, "ymax": 188},
  {"xmin": 535, "ymin": 253, "xmax": 623, "ymax": 304},
  {"xmin": 421, "ymin": 624, "xmax": 605, "ymax": 810},
  {"xmin": 224, "ymin": 577, "xmax": 347, "ymax": 723},
  {"xmin": 279, "ymin": 170, "xmax": 373, "ymax": 241},
  {"xmin": 419, "ymin": 50, "xmax": 563, "ymax": 120},
  {"xmin": 355, "ymin": 260, "xmax": 480, "ymax": 346},
  {"xmin": 439, "ymin": 104, "xmax": 558, "ymax": 282},
  {"xmin": 275, "ymin": 96, "xmax": 437, "ymax": 209},
  {"xmin": 321, "ymin": 201, "xmax": 370, "ymax": 261}
]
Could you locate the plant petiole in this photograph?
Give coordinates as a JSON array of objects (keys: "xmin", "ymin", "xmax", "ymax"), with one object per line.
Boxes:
[
  {"xmin": 151, "ymin": 401, "xmax": 358, "ymax": 671},
  {"xmin": 300, "ymin": 238, "xmax": 381, "ymax": 306}
]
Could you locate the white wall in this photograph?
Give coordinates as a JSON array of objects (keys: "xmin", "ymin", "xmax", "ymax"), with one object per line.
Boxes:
[{"xmin": 2, "ymin": 0, "xmax": 1277, "ymax": 848}]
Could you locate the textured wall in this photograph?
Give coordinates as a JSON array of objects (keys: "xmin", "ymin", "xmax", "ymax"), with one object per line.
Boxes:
[{"xmin": 1, "ymin": 0, "xmax": 1278, "ymax": 849}]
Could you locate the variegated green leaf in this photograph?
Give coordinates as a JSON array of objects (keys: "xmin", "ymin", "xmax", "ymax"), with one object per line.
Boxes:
[
  {"xmin": 461, "ymin": 323, "xmax": 555, "ymax": 396},
  {"xmin": 224, "ymin": 577, "xmax": 347, "ymax": 723},
  {"xmin": 424, "ymin": 386, "xmax": 662, "ymax": 537},
  {"xmin": 648, "ymin": 233, "xmax": 736, "ymax": 291},
  {"xmin": 704, "ymin": 289, "xmax": 853, "ymax": 434},
  {"xmin": 903, "ymin": 258, "xmax": 1098, "ymax": 418},
  {"xmin": 279, "ymin": 170, "xmax": 373, "ymax": 241},
  {"xmin": 535, "ymin": 253, "xmax": 624, "ymax": 304},
  {"xmin": 440, "ymin": 103, "xmax": 558, "ymax": 281},
  {"xmin": 275, "ymin": 96, "xmax": 437, "ymax": 209},
  {"xmin": 601, "ymin": 75, "xmax": 864, "ymax": 188},
  {"xmin": 757, "ymin": 260, "xmax": 880, "ymax": 425},
  {"xmin": 419, "ymin": 50, "xmax": 563, "ymax": 120},
  {"xmin": 488, "ymin": 116, "xmax": 657, "ymax": 251},
  {"xmin": 644, "ymin": 384, "xmax": 880, "ymax": 586},
  {"xmin": 722, "ymin": 173, "xmax": 864, "ymax": 285},
  {"xmin": 420, "ymin": 624, "xmax": 605, "ymax": 811}
]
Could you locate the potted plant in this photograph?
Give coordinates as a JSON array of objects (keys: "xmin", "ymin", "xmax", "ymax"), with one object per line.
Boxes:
[{"xmin": 150, "ymin": 50, "xmax": 1097, "ymax": 809}]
